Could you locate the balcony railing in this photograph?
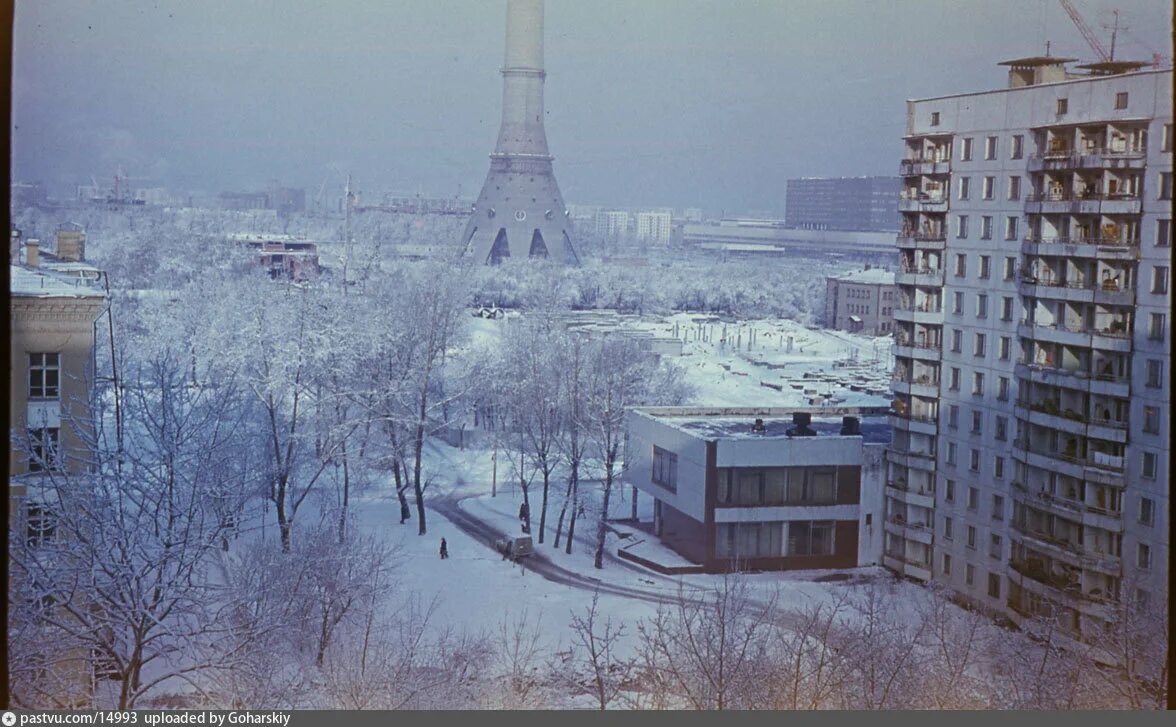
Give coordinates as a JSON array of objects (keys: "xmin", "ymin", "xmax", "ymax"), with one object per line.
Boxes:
[
  {"xmin": 1025, "ymin": 191, "xmax": 1141, "ymax": 203},
  {"xmin": 890, "ymin": 409, "xmax": 938, "ymax": 426},
  {"xmin": 895, "ymin": 337, "xmax": 942, "ymax": 351},
  {"xmin": 1014, "ymin": 438, "xmax": 1125, "ymax": 472},
  {"xmin": 1023, "ymin": 235, "xmax": 1138, "ymax": 248}
]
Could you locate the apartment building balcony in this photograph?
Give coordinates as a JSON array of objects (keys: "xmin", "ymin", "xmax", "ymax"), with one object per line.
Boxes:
[
  {"xmin": 1017, "ymin": 321, "xmax": 1133, "ymax": 353},
  {"xmin": 887, "ymin": 444, "xmax": 938, "ymax": 471},
  {"xmin": 1021, "ymin": 236, "xmax": 1140, "ymax": 261},
  {"xmin": 889, "ymin": 412, "xmax": 939, "ymax": 438},
  {"xmin": 1025, "ymin": 192, "xmax": 1142, "ymax": 216},
  {"xmin": 895, "ymin": 267, "xmax": 944, "ymax": 287},
  {"xmin": 893, "ymin": 305, "xmax": 943, "ymax": 326},
  {"xmin": 1011, "ymin": 481, "xmax": 1124, "ymax": 534},
  {"xmin": 894, "ymin": 339, "xmax": 942, "ymax": 361},
  {"xmin": 1014, "ymin": 362, "xmax": 1131, "ymax": 398},
  {"xmin": 885, "ymin": 480, "xmax": 936, "ymax": 510},
  {"xmin": 1027, "ymin": 148, "xmax": 1147, "ymax": 173},
  {"xmin": 1007, "ymin": 561, "xmax": 1114, "ymax": 618},
  {"xmin": 883, "ymin": 552, "xmax": 932, "ymax": 582},
  {"xmin": 896, "ymin": 232, "xmax": 947, "ymax": 251},
  {"xmin": 1009, "ymin": 523, "xmax": 1115, "ymax": 573},
  {"xmin": 899, "ymin": 158, "xmax": 951, "ymax": 177},
  {"xmin": 891, "ymin": 374, "xmax": 940, "ymax": 398},
  {"xmin": 1017, "ymin": 276, "xmax": 1135, "ymax": 307},
  {"xmin": 1014, "ymin": 402, "xmax": 1087, "ymax": 437},
  {"xmin": 884, "ymin": 514, "xmax": 934, "ymax": 545},
  {"xmin": 898, "ymin": 196, "xmax": 948, "ymax": 214},
  {"xmin": 1013, "ymin": 438, "xmax": 1127, "ymax": 487}
]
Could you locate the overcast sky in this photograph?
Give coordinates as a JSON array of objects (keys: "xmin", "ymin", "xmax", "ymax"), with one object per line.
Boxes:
[{"xmin": 11, "ymin": 0, "xmax": 1172, "ymax": 215}]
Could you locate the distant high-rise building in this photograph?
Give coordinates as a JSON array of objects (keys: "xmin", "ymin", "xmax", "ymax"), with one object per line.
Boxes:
[
  {"xmin": 786, "ymin": 176, "xmax": 901, "ymax": 232},
  {"xmin": 596, "ymin": 210, "xmax": 631, "ymax": 241},
  {"xmin": 886, "ymin": 56, "xmax": 1171, "ymax": 649},
  {"xmin": 636, "ymin": 210, "xmax": 673, "ymax": 245}
]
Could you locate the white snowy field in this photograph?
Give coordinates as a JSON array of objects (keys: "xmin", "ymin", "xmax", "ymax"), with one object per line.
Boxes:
[{"xmin": 465, "ymin": 311, "xmax": 894, "ymax": 410}]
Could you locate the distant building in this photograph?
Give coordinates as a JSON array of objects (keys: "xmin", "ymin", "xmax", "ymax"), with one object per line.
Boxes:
[
  {"xmin": 11, "ymin": 182, "xmax": 49, "ymax": 209},
  {"xmin": 683, "ymin": 221, "xmax": 897, "ymax": 257},
  {"xmin": 786, "ymin": 176, "xmax": 901, "ymax": 232},
  {"xmin": 228, "ymin": 234, "xmax": 320, "ymax": 282},
  {"xmin": 824, "ymin": 267, "xmax": 897, "ymax": 335},
  {"xmin": 596, "ymin": 210, "xmax": 631, "ymax": 241},
  {"xmin": 218, "ymin": 191, "xmax": 270, "ymax": 211},
  {"xmin": 625, "ymin": 407, "xmax": 888, "ymax": 572},
  {"xmin": 677, "ymin": 207, "xmax": 704, "ymax": 223},
  {"xmin": 635, "ymin": 210, "xmax": 673, "ymax": 245},
  {"xmin": 268, "ymin": 185, "xmax": 306, "ymax": 215}
]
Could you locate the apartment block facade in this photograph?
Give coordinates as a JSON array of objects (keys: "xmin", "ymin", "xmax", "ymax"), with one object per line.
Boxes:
[
  {"xmin": 824, "ymin": 267, "xmax": 897, "ymax": 335},
  {"xmin": 887, "ymin": 58, "xmax": 1172, "ymax": 645}
]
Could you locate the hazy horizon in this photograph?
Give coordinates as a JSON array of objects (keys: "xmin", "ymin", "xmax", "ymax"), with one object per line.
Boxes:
[{"xmin": 11, "ymin": 0, "xmax": 1173, "ymax": 216}]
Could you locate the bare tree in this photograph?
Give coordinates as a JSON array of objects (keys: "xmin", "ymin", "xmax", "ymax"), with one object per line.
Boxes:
[
  {"xmin": 633, "ymin": 574, "xmax": 775, "ymax": 710},
  {"xmin": 565, "ymin": 591, "xmax": 635, "ymax": 710}
]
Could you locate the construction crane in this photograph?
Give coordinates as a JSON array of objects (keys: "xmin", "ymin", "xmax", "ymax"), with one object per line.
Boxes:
[{"xmin": 1058, "ymin": 0, "xmax": 1113, "ymax": 61}]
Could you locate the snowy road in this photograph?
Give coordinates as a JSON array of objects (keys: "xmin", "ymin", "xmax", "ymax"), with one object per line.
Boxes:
[{"xmin": 430, "ymin": 492, "xmax": 702, "ymax": 607}]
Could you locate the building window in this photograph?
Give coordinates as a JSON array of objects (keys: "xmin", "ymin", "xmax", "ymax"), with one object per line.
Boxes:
[
  {"xmin": 979, "ymin": 255, "xmax": 991, "ymax": 279},
  {"xmin": 1137, "ymin": 543, "xmax": 1151, "ymax": 569},
  {"xmin": 1146, "ymin": 359, "xmax": 1164, "ymax": 388},
  {"xmin": 1003, "ymin": 256, "xmax": 1016, "ymax": 280},
  {"xmin": 972, "ymin": 372, "xmax": 984, "ymax": 396},
  {"xmin": 1056, "ymin": 98, "xmax": 1068, "ymax": 115},
  {"xmin": 1139, "ymin": 497, "xmax": 1155, "ymax": 526},
  {"xmin": 982, "ymin": 176, "xmax": 995, "ymax": 199},
  {"xmin": 998, "ymin": 338, "xmax": 1011, "ymax": 362},
  {"xmin": 943, "ymin": 553, "xmax": 952, "ymax": 575},
  {"xmin": 951, "ymin": 329, "xmax": 963, "ymax": 352},
  {"xmin": 949, "ymin": 367, "xmax": 960, "ymax": 391},
  {"xmin": 1160, "ymin": 173, "xmax": 1173, "ymax": 201},
  {"xmin": 1149, "ymin": 313, "xmax": 1166, "ymax": 341},
  {"xmin": 1114, "ymin": 92, "xmax": 1128, "ymax": 110},
  {"xmin": 966, "ymin": 525, "xmax": 977, "ymax": 549},
  {"xmin": 965, "ymin": 564, "xmax": 975, "ymax": 586},
  {"xmin": 29, "ymin": 353, "xmax": 60, "ymax": 400},
  {"xmin": 652, "ymin": 446, "xmax": 678, "ymax": 492},
  {"xmin": 786, "ymin": 520, "xmax": 834, "ymax": 557},
  {"xmin": 987, "ymin": 572, "xmax": 1001, "ymax": 598},
  {"xmin": 958, "ymin": 176, "xmax": 971, "ymax": 200},
  {"xmin": 1163, "ymin": 123, "xmax": 1173, "ymax": 152},
  {"xmin": 1159, "ymin": 219, "xmax": 1171, "ymax": 247},
  {"xmin": 953, "ymin": 292, "xmax": 964, "ymax": 314},
  {"xmin": 974, "ymin": 333, "xmax": 986, "ymax": 357},
  {"xmin": 1004, "ymin": 216, "xmax": 1018, "ymax": 241},
  {"xmin": 930, "ymin": 111, "xmax": 940, "ymax": 127},
  {"xmin": 976, "ymin": 294, "xmax": 988, "ymax": 318},
  {"xmin": 980, "ymin": 216, "xmax": 993, "ymax": 240},
  {"xmin": 948, "ymin": 404, "xmax": 960, "ymax": 428},
  {"xmin": 1008, "ymin": 175, "xmax": 1021, "ymax": 200},
  {"xmin": 955, "ymin": 253, "xmax": 967, "ymax": 277},
  {"xmin": 971, "ymin": 410, "xmax": 983, "ymax": 434},
  {"xmin": 984, "ymin": 136, "xmax": 997, "ymax": 160},
  {"xmin": 1143, "ymin": 406, "xmax": 1160, "ymax": 434},
  {"xmin": 1011, "ymin": 135, "xmax": 1023, "ymax": 159},
  {"xmin": 995, "ymin": 416, "xmax": 1007, "ymax": 441},
  {"xmin": 946, "ymin": 442, "xmax": 957, "ymax": 465},
  {"xmin": 993, "ymin": 494, "xmax": 1005, "ymax": 520},
  {"xmin": 967, "ymin": 486, "xmax": 979, "ymax": 510},
  {"xmin": 945, "ymin": 479, "xmax": 956, "ymax": 502},
  {"xmin": 1142, "ymin": 451, "xmax": 1157, "ymax": 479},
  {"xmin": 1152, "ymin": 266, "xmax": 1169, "ymax": 294},
  {"xmin": 989, "ymin": 534, "xmax": 1002, "ymax": 560},
  {"xmin": 969, "ymin": 448, "xmax": 980, "ymax": 472},
  {"xmin": 961, "ymin": 138, "xmax": 974, "ymax": 161},
  {"xmin": 27, "ymin": 427, "xmax": 60, "ymax": 472},
  {"xmin": 717, "ymin": 522, "xmax": 784, "ymax": 559},
  {"xmin": 25, "ymin": 505, "xmax": 57, "ymax": 548},
  {"xmin": 944, "ymin": 517, "xmax": 954, "ymax": 540},
  {"xmin": 956, "ymin": 215, "xmax": 968, "ymax": 239},
  {"xmin": 999, "ymin": 296, "xmax": 1013, "ymax": 322}
]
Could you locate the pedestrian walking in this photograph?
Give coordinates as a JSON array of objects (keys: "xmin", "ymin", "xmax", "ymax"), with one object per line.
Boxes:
[
  {"xmin": 439, "ymin": 538, "xmax": 449, "ymax": 560},
  {"xmin": 400, "ymin": 501, "xmax": 411, "ymax": 524},
  {"xmin": 502, "ymin": 539, "xmax": 513, "ymax": 561}
]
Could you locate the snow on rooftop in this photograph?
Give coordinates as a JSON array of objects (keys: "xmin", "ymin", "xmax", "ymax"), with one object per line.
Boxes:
[
  {"xmin": 651, "ymin": 413, "xmax": 892, "ymax": 444},
  {"xmin": 10, "ymin": 265, "xmax": 106, "ymax": 299},
  {"xmin": 831, "ymin": 268, "xmax": 895, "ymax": 285}
]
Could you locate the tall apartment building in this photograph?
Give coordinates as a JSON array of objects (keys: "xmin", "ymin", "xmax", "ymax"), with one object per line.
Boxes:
[
  {"xmin": 886, "ymin": 56, "xmax": 1172, "ymax": 647},
  {"xmin": 786, "ymin": 176, "xmax": 901, "ymax": 232},
  {"xmin": 636, "ymin": 210, "xmax": 673, "ymax": 245}
]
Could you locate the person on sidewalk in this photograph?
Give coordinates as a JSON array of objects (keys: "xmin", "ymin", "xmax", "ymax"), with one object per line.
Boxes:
[{"xmin": 439, "ymin": 538, "xmax": 449, "ymax": 559}]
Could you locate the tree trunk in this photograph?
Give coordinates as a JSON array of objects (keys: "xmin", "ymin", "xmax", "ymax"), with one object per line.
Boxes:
[
  {"xmin": 413, "ymin": 385, "xmax": 428, "ymax": 535},
  {"xmin": 338, "ymin": 440, "xmax": 350, "ymax": 544},
  {"xmin": 276, "ymin": 477, "xmax": 292, "ymax": 552},
  {"xmin": 565, "ymin": 463, "xmax": 579, "ymax": 555},
  {"xmin": 538, "ymin": 468, "xmax": 550, "ymax": 544},
  {"xmin": 594, "ymin": 458, "xmax": 614, "ymax": 569}
]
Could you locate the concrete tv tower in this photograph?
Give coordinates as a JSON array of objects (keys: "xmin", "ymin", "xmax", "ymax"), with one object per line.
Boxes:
[{"xmin": 462, "ymin": 0, "xmax": 579, "ymax": 264}]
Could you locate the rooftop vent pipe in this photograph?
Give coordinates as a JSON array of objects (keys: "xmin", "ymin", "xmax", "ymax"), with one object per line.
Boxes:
[
  {"xmin": 841, "ymin": 416, "xmax": 861, "ymax": 436},
  {"xmin": 786, "ymin": 411, "xmax": 816, "ymax": 437}
]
